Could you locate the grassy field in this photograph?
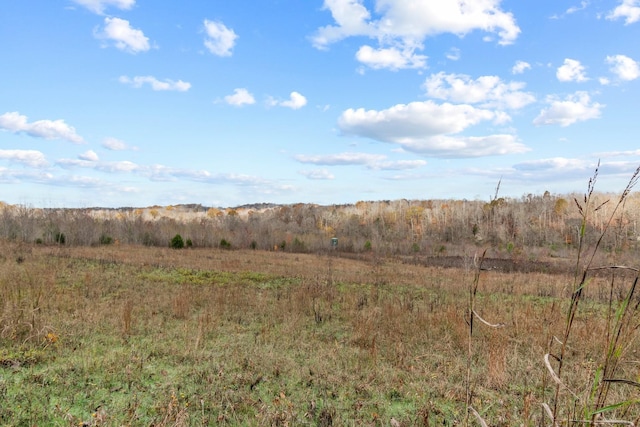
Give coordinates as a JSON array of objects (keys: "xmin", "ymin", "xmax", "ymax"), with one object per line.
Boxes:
[{"xmin": 1, "ymin": 242, "xmax": 639, "ymax": 426}]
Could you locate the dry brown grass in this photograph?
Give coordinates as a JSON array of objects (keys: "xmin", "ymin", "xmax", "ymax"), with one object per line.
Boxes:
[{"xmin": 1, "ymin": 241, "xmax": 639, "ymax": 425}]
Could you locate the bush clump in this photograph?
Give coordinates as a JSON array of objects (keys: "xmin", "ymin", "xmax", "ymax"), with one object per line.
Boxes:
[
  {"xmin": 219, "ymin": 239, "xmax": 231, "ymax": 250},
  {"xmin": 170, "ymin": 234, "xmax": 185, "ymax": 249},
  {"xmin": 99, "ymin": 234, "xmax": 113, "ymax": 245},
  {"xmin": 54, "ymin": 232, "xmax": 66, "ymax": 245}
]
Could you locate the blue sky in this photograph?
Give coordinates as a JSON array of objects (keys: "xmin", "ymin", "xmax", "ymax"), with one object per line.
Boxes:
[{"xmin": 1, "ymin": 0, "xmax": 640, "ymax": 208}]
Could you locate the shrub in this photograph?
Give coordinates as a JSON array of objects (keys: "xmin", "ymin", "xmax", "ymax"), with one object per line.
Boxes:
[
  {"xmin": 219, "ymin": 239, "xmax": 231, "ymax": 250},
  {"xmin": 170, "ymin": 234, "xmax": 184, "ymax": 249},
  {"xmin": 185, "ymin": 238, "xmax": 193, "ymax": 248},
  {"xmin": 99, "ymin": 234, "xmax": 113, "ymax": 245},
  {"xmin": 54, "ymin": 232, "xmax": 66, "ymax": 245},
  {"xmin": 364, "ymin": 240, "xmax": 372, "ymax": 251}
]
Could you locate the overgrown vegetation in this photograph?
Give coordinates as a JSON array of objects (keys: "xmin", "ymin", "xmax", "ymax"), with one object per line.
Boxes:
[
  {"xmin": 2, "ymin": 170, "xmax": 640, "ymax": 425},
  {"xmin": 2, "ymin": 190, "xmax": 640, "ymax": 261}
]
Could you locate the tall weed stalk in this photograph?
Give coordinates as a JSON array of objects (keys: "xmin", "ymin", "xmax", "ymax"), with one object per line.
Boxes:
[
  {"xmin": 546, "ymin": 162, "xmax": 640, "ymax": 425},
  {"xmin": 465, "ymin": 249, "xmax": 505, "ymax": 426}
]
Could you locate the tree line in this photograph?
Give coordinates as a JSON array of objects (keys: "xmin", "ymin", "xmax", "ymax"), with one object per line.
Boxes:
[{"xmin": 1, "ymin": 191, "xmax": 639, "ymax": 257}]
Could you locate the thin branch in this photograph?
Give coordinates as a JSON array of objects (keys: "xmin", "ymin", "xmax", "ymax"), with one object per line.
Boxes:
[
  {"xmin": 603, "ymin": 379, "xmax": 640, "ymax": 389},
  {"xmin": 472, "ymin": 310, "xmax": 505, "ymax": 328},
  {"xmin": 542, "ymin": 403, "xmax": 559, "ymax": 427},
  {"xmin": 544, "ymin": 353, "xmax": 581, "ymax": 401},
  {"xmin": 469, "ymin": 406, "xmax": 489, "ymax": 427}
]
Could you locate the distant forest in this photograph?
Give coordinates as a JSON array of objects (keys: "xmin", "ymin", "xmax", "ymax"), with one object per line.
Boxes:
[{"xmin": 1, "ymin": 191, "xmax": 640, "ymax": 260}]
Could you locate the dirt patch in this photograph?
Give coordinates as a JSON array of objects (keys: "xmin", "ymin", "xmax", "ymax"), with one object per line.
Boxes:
[{"xmin": 410, "ymin": 255, "xmax": 573, "ymax": 275}]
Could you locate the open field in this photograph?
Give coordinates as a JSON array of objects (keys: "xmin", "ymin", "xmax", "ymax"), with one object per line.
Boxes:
[{"xmin": 1, "ymin": 242, "xmax": 640, "ymax": 426}]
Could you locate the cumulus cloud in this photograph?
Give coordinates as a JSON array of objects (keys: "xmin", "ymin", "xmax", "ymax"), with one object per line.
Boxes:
[
  {"xmin": 557, "ymin": 58, "xmax": 588, "ymax": 82},
  {"xmin": 102, "ymin": 137, "xmax": 134, "ymax": 151},
  {"xmin": 71, "ymin": 0, "xmax": 135, "ymax": 14},
  {"xmin": 312, "ymin": 0, "xmax": 520, "ymax": 69},
  {"xmin": 512, "ymin": 60, "xmax": 531, "ymax": 74},
  {"xmin": 0, "ymin": 111, "xmax": 85, "ymax": 144},
  {"xmin": 95, "ymin": 17, "xmax": 150, "ymax": 53},
  {"xmin": 299, "ymin": 169, "xmax": 335, "ymax": 180},
  {"xmin": 401, "ymin": 134, "xmax": 527, "ymax": 158},
  {"xmin": 203, "ymin": 20, "xmax": 237, "ymax": 56},
  {"xmin": 607, "ymin": 0, "xmax": 640, "ymax": 24},
  {"xmin": 0, "ymin": 149, "xmax": 48, "ymax": 168},
  {"xmin": 278, "ymin": 92, "xmax": 307, "ymax": 109},
  {"xmin": 337, "ymin": 101, "xmax": 528, "ymax": 158},
  {"xmin": 533, "ymin": 92, "xmax": 603, "ymax": 127},
  {"xmin": 224, "ymin": 88, "xmax": 256, "ymax": 106},
  {"xmin": 119, "ymin": 75, "xmax": 191, "ymax": 91},
  {"xmin": 606, "ymin": 54, "xmax": 640, "ymax": 81},
  {"xmin": 355, "ymin": 45, "xmax": 427, "ymax": 70},
  {"xmin": 79, "ymin": 150, "xmax": 99, "ymax": 161},
  {"xmin": 423, "ymin": 72, "xmax": 535, "ymax": 109}
]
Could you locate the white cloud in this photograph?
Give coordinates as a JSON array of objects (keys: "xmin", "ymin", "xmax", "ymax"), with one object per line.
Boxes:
[
  {"xmin": 608, "ymin": 0, "xmax": 640, "ymax": 24},
  {"xmin": 446, "ymin": 47, "xmax": 461, "ymax": 61},
  {"xmin": 0, "ymin": 149, "xmax": 48, "ymax": 168},
  {"xmin": 295, "ymin": 154, "xmax": 427, "ymax": 172},
  {"xmin": 119, "ymin": 75, "xmax": 191, "ymax": 91},
  {"xmin": 606, "ymin": 54, "xmax": 640, "ymax": 81},
  {"xmin": 295, "ymin": 152, "xmax": 386, "ymax": 166},
  {"xmin": 58, "ymin": 157, "xmax": 140, "ymax": 173},
  {"xmin": 337, "ymin": 101, "xmax": 527, "ymax": 158},
  {"xmin": 399, "ymin": 134, "xmax": 528, "ymax": 158},
  {"xmin": 279, "ymin": 92, "xmax": 308, "ymax": 109},
  {"xmin": 514, "ymin": 157, "xmax": 589, "ymax": 172},
  {"xmin": 423, "ymin": 72, "xmax": 535, "ymax": 109},
  {"xmin": 79, "ymin": 150, "xmax": 99, "ymax": 161},
  {"xmin": 224, "ymin": 88, "xmax": 256, "ymax": 106},
  {"xmin": 312, "ymin": 0, "xmax": 374, "ymax": 48},
  {"xmin": 102, "ymin": 137, "xmax": 134, "ymax": 151},
  {"xmin": 567, "ymin": 1, "xmax": 589, "ymax": 14},
  {"xmin": 507, "ymin": 157, "xmax": 636, "ymax": 183},
  {"xmin": 340, "ymin": 101, "xmax": 497, "ymax": 138},
  {"xmin": 71, "ymin": 0, "xmax": 135, "ymax": 14},
  {"xmin": 371, "ymin": 159, "xmax": 427, "ymax": 170},
  {"xmin": 97, "ymin": 160, "xmax": 139, "ymax": 173},
  {"xmin": 95, "ymin": 17, "xmax": 150, "ymax": 53},
  {"xmin": 312, "ymin": 0, "xmax": 520, "ymax": 70},
  {"xmin": 355, "ymin": 45, "xmax": 427, "ymax": 70},
  {"xmin": 557, "ymin": 58, "xmax": 588, "ymax": 82},
  {"xmin": 203, "ymin": 20, "xmax": 237, "ymax": 57},
  {"xmin": 299, "ymin": 169, "xmax": 335, "ymax": 180},
  {"xmin": 512, "ymin": 60, "xmax": 531, "ymax": 74},
  {"xmin": 0, "ymin": 111, "xmax": 85, "ymax": 144},
  {"xmin": 533, "ymin": 92, "xmax": 603, "ymax": 127}
]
